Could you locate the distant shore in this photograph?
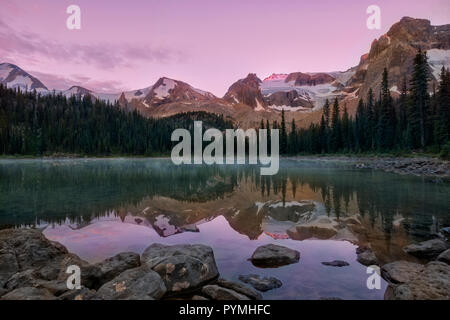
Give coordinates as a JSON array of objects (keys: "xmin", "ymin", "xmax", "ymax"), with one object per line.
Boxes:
[{"xmin": 1, "ymin": 154, "xmax": 449, "ymax": 179}]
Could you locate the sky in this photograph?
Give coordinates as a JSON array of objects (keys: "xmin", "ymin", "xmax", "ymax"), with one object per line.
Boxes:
[{"xmin": 1, "ymin": 0, "xmax": 449, "ymax": 96}]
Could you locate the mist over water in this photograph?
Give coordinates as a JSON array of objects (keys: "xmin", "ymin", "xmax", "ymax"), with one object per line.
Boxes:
[{"xmin": 0, "ymin": 158, "xmax": 449, "ymax": 299}]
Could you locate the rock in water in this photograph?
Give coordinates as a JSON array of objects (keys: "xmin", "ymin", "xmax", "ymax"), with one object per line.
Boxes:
[
  {"xmin": 216, "ymin": 278, "xmax": 262, "ymax": 300},
  {"xmin": 385, "ymin": 262, "xmax": 450, "ymax": 300},
  {"xmin": 141, "ymin": 243, "xmax": 219, "ymax": 295},
  {"xmin": 437, "ymin": 249, "xmax": 450, "ymax": 265},
  {"xmin": 95, "ymin": 252, "xmax": 141, "ymax": 285},
  {"xmin": 249, "ymin": 244, "xmax": 300, "ymax": 267},
  {"xmin": 356, "ymin": 247, "xmax": 379, "ymax": 266},
  {"xmin": 202, "ymin": 285, "xmax": 250, "ymax": 300},
  {"xmin": 238, "ymin": 274, "xmax": 282, "ymax": 292},
  {"xmin": 381, "ymin": 261, "xmax": 425, "ymax": 284},
  {"xmin": 403, "ymin": 239, "xmax": 448, "ymax": 259},
  {"xmin": 94, "ymin": 266, "xmax": 166, "ymax": 300},
  {"xmin": 321, "ymin": 260, "xmax": 350, "ymax": 267}
]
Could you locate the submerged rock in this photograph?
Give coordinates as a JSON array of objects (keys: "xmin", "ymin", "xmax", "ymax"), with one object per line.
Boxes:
[
  {"xmin": 216, "ymin": 278, "xmax": 262, "ymax": 300},
  {"xmin": 321, "ymin": 260, "xmax": 350, "ymax": 267},
  {"xmin": 385, "ymin": 261, "xmax": 450, "ymax": 300},
  {"xmin": 381, "ymin": 261, "xmax": 425, "ymax": 284},
  {"xmin": 238, "ymin": 274, "xmax": 282, "ymax": 292},
  {"xmin": 94, "ymin": 266, "xmax": 166, "ymax": 300},
  {"xmin": 403, "ymin": 239, "xmax": 448, "ymax": 259},
  {"xmin": 141, "ymin": 243, "xmax": 219, "ymax": 295},
  {"xmin": 249, "ymin": 244, "xmax": 300, "ymax": 268},
  {"xmin": 437, "ymin": 249, "xmax": 450, "ymax": 265},
  {"xmin": 202, "ymin": 285, "xmax": 250, "ymax": 300}
]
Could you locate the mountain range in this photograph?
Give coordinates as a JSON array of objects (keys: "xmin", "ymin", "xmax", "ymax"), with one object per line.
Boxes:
[{"xmin": 1, "ymin": 17, "xmax": 449, "ymax": 128}]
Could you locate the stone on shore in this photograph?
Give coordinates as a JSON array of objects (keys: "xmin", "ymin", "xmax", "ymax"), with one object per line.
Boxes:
[
  {"xmin": 385, "ymin": 261, "xmax": 450, "ymax": 300},
  {"xmin": 403, "ymin": 239, "xmax": 448, "ymax": 259},
  {"xmin": 0, "ymin": 229, "xmax": 68, "ymax": 288},
  {"xmin": 56, "ymin": 253, "xmax": 102, "ymax": 289},
  {"xmin": 321, "ymin": 260, "xmax": 349, "ymax": 267},
  {"xmin": 141, "ymin": 243, "xmax": 219, "ymax": 295},
  {"xmin": 1, "ymin": 287, "xmax": 56, "ymax": 300},
  {"xmin": 437, "ymin": 249, "xmax": 450, "ymax": 265},
  {"xmin": 249, "ymin": 244, "xmax": 300, "ymax": 268},
  {"xmin": 238, "ymin": 274, "xmax": 282, "ymax": 292},
  {"xmin": 216, "ymin": 278, "xmax": 262, "ymax": 300},
  {"xmin": 381, "ymin": 261, "xmax": 425, "ymax": 284},
  {"xmin": 94, "ymin": 266, "xmax": 166, "ymax": 300},
  {"xmin": 95, "ymin": 252, "xmax": 141, "ymax": 285},
  {"xmin": 356, "ymin": 247, "xmax": 379, "ymax": 266},
  {"xmin": 202, "ymin": 285, "xmax": 250, "ymax": 300}
]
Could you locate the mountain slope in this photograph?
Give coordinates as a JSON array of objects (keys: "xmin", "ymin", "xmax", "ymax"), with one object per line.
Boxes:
[
  {"xmin": 351, "ymin": 17, "xmax": 450, "ymax": 99},
  {"xmin": 0, "ymin": 63, "xmax": 48, "ymax": 92}
]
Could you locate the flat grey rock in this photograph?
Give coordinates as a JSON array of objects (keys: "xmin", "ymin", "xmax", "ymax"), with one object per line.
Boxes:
[
  {"xmin": 321, "ymin": 260, "xmax": 350, "ymax": 267},
  {"xmin": 94, "ymin": 265, "xmax": 166, "ymax": 300},
  {"xmin": 141, "ymin": 243, "xmax": 219, "ymax": 295},
  {"xmin": 249, "ymin": 244, "xmax": 300, "ymax": 267}
]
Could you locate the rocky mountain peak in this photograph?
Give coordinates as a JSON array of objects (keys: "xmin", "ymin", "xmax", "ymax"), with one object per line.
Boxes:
[{"xmin": 223, "ymin": 73, "xmax": 265, "ymax": 109}]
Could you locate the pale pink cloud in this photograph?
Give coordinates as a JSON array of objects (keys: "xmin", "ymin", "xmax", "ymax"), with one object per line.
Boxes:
[
  {"xmin": 29, "ymin": 71, "xmax": 127, "ymax": 92},
  {"xmin": 0, "ymin": 19, "xmax": 185, "ymax": 70}
]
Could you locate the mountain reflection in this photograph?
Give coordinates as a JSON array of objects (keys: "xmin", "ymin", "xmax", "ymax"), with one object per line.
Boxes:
[{"xmin": 0, "ymin": 159, "xmax": 449, "ymax": 243}]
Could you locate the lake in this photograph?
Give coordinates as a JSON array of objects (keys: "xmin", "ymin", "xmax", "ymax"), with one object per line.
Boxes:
[{"xmin": 0, "ymin": 158, "xmax": 449, "ymax": 300}]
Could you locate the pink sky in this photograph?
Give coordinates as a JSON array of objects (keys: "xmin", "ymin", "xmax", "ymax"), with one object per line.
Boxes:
[{"xmin": 1, "ymin": 0, "xmax": 449, "ymax": 96}]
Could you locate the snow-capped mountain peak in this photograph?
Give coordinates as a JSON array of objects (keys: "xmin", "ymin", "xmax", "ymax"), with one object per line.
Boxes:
[{"xmin": 0, "ymin": 63, "xmax": 48, "ymax": 92}]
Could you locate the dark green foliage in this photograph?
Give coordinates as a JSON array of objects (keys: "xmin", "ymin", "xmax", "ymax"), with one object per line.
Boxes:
[
  {"xmin": 0, "ymin": 85, "xmax": 233, "ymax": 156},
  {"xmin": 284, "ymin": 49, "xmax": 449, "ymax": 155}
]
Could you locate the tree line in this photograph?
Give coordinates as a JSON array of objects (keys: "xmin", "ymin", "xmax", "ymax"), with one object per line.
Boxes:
[
  {"xmin": 273, "ymin": 49, "xmax": 450, "ymax": 157},
  {"xmin": 1, "ymin": 48, "xmax": 449, "ymax": 158},
  {"xmin": 0, "ymin": 86, "xmax": 232, "ymax": 156}
]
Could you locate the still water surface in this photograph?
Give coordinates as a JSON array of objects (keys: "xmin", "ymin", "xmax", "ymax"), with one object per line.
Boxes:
[{"xmin": 0, "ymin": 158, "xmax": 449, "ymax": 299}]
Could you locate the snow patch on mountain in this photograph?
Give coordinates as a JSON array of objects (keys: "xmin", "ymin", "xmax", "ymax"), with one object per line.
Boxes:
[
  {"xmin": 427, "ymin": 49, "xmax": 450, "ymax": 80},
  {"xmin": 261, "ymin": 79, "xmax": 340, "ymax": 109},
  {"xmin": 263, "ymin": 73, "xmax": 289, "ymax": 81},
  {"xmin": 255, "ymin": 98, "xmax": 265, "ymax": 111},
  {"xmin": 268, "ymin": 105, "xmax": 311, "ymax": 112},
  {"xmin": 154, "ymin": 78, "xmax": 177, "ymax": 99},
  {"xmin": 0, "ymin": 64, "xmax": 14, "ymax": 81}
]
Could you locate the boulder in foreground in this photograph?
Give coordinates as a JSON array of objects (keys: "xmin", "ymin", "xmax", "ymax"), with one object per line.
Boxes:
[
  {"xmin": 141, "ymin": 243, "xmax": 219, "ymax": 295},
  {"xmin": 385, "ymin": 261, "xmax": 450, "ymax": 300},
  {"xmin": 403, "ymin": 239, "xmax": 447, "ymax": 259},
  {"xmin": 94, "ymin": 266, "xmax": 166, "ymax": 300}
]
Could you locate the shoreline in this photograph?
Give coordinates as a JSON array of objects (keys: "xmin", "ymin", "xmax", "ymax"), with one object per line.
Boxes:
[
  {"xmin": 0, "ymin": 228, "xmax": 448, "ymax": 300},
  {"xmin": 1, "ymin": 154, "xmax": 449, "ymax": 179}
]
